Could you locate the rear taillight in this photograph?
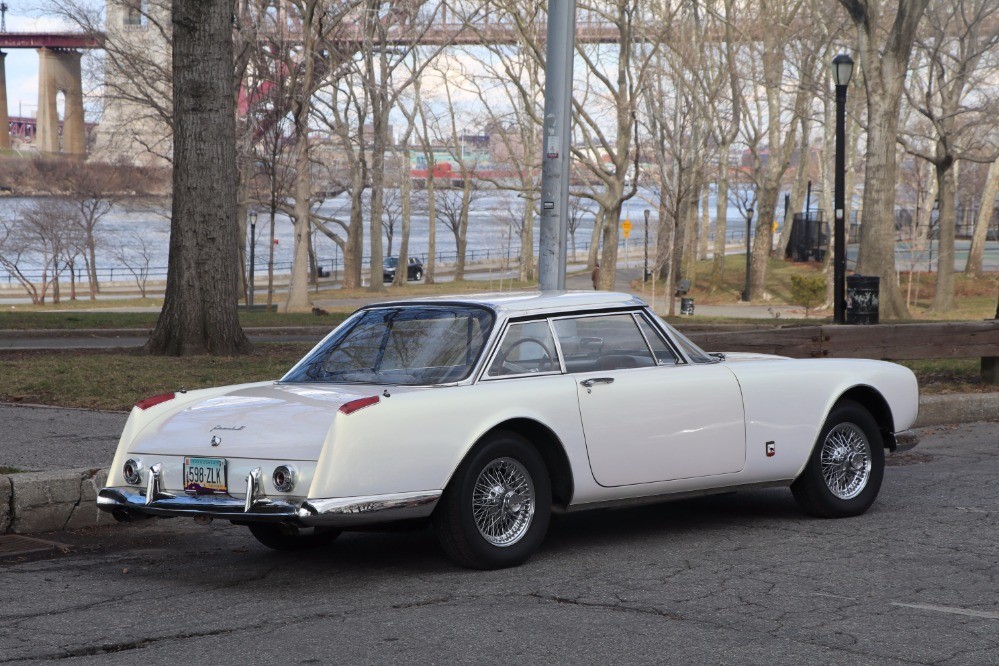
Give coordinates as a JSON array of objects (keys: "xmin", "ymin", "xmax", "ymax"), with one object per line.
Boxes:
[
  {"xmin": 338, "ymin": 396, "xmax": 380, "ymax": 415},
  {"xmin": 135, "ymin": 392, "xmax": 175, "ymax": 410},
  {"xmin": 123, "ymin": 459, "xmax": 143, "ymax": 485}
]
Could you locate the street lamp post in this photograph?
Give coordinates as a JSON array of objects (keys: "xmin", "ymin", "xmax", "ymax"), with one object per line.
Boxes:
[
  {"xmin": 643, "ymin": 209, "xmax": 650, "ymax": 281},
  {"xmin": 248, "ymin": 211, "xmax": 257, "ymax": 307},
  {"xmin": 832, "ymin": 53, "xmax": 854, "ymax": 324},
  {"xmin": 742, "ymin": 205, "xmax": 754, "ymax": 302}
]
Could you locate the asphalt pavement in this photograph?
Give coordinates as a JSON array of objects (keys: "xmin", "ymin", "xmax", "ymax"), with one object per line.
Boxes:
[{"xmin": 1, "ymin": 421, "xmax": 997, "ymax": 664}]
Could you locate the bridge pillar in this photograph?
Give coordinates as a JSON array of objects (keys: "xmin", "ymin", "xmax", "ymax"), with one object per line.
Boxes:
[
  {"xmin": 0, "ymin": 52, "xmax": 9, "ymax": 151},
  {"xmin": 36, "ymin": 48, "xmax": 86, "ymax": 156}
]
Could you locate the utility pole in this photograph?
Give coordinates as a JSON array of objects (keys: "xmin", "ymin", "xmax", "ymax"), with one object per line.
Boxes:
[{"xmin": 538, "ymin": 0, "xmax": 576, "ymax": 291}]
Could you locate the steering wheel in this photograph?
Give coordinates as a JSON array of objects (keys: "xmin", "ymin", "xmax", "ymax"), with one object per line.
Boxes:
[{"xmin": 498, "ymin": 337, "xmax": 556, "ymax": 373}]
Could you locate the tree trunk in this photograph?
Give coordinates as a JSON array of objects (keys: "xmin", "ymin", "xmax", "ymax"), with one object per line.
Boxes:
[
  {"xmin": 855, "ymin": 97, "xmax": 908, "ymax": 318},
  {"xmin": 709, "ymin": 167, "xmax": 729, "ymax": 292},
  {"xmin": 285, "ymin": 133, "xmax": 313, "ymax": 311},
  {"xmin": 966, "ymin": 156, "xmax": 999, "ymax": 277},
  {"xmin": 393, "ymin": 138, "xmax": 413, "ymax": 288},
  {"xmin": 598, "ymin": 201, "xmax": 622, "ymax": 290},
  {"xmin": 519, "ymin": 191, "xmax": 535, "ymax": 283},
  {"xmin": 425, "ymin": 172, "xmax": 437, "ymax": 284},
  {"xmin": 930, "ymin": 157, "xmax": 956, "ymax": 312},
  {"xmin": 145, "ymin": 0, "xmax": 249, "ymax": 356}
]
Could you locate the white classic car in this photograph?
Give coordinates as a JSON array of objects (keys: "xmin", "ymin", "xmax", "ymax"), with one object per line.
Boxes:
[{"xmin": 99, "ymin": 292, "xmax": 919, "ymax": 569}]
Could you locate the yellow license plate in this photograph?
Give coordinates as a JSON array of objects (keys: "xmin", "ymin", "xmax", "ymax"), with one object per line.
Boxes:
[{"xmin": 183, "ymin": 457, "xmax": 227, "ymax": 494}]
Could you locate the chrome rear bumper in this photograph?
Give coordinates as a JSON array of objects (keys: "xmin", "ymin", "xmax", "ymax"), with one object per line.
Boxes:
[{"xmin": 97, "ymin": 487, "xmax": 442, "ymax": 527}]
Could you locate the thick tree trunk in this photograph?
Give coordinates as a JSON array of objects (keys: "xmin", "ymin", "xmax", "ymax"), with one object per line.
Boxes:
[
  {"xmin": 145, "ymin": 0, "xmax": 249, "ymax": 356},
  {"xmin": 855, "ymin": 99, "xmax": 908, "ymax": 318},
  {"xmin": 966, "ymin": 156, "xmax": 999, "ymax": 277},
  {"xmin": 930, "ymin": 158, "xmax": 957, "ymax": 312},
  {"xmin": 285, "ymin": 135, "xmax": 313, "ymax": 312}
]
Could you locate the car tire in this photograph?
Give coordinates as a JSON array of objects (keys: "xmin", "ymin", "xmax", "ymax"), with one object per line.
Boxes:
[
  {"xmin": 413, "ymin": 269, "xmax": 423, "ymax": 281},
  {"xmin": 434, "ymin": 431, "xmax": 551, "ymax": 569},
  {"xmin": 247, "ymin": 523, "xmax": 342, "ymax": 551},
  {"xmin": 791, "ymin": 400, "xmax": 884, "ymax": 518}
]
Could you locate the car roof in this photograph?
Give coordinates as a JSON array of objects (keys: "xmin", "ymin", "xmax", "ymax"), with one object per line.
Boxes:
[{"xmin": 369, "ymin": 290, "xmax": 648, "ymax": 317}]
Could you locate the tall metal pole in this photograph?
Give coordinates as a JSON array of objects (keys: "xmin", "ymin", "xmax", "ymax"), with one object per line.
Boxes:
[
  {"xmin": 538, "ymin": 0, "xmax": 576, "ymax": 291},
  {"xmin": 643, "ymin": 208, "xmax": 650, "ymax": 281},
  {"xmin": 834, "ymin": 84, "xmax": 847, "ymax": 323},
  {"xmin": 832, "ymin": 54, "xmax": 853, "ymax": 324},
  {"xmin": 742, "ymin": 207, "xmax": 753, "ymax": 302},
  {"xmin": 248, "ymin": 212, "xmax": 257, "ymax": 307}
]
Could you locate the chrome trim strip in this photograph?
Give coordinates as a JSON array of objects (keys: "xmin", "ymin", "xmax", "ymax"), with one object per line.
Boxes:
[
  {"xmin": 298, "ymin": 490, "xmax": 442, "ymax": 525},
  {"xmin": 564, "ymin": 481, "xmax": 791, "ymax": 513}
]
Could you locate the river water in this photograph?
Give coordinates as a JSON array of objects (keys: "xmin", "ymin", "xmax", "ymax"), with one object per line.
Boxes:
[{"xmin": 0, "ymin": 187, "xmax": 787, "ymax": 284}]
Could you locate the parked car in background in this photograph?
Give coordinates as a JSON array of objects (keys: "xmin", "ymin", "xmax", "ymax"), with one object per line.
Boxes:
[
  {"xmin": 98, "ymin": 292, "xmax": 919, "ymax": 569},
  {"xmin": 383, "ymin": 256, "xmax": 423, "ymax": 282}
]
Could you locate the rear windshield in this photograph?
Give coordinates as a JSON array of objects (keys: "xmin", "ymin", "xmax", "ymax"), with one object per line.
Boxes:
[{"xmin": 281, "ymin": 306, "xmax": 495, "ymax": 385}]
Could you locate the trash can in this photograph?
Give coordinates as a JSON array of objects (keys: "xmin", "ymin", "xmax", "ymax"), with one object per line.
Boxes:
[
  {"xmin": 680, "ymin": 297, "xmax": 695, "ymax": 315},
  {"xmin": 846, "ymin": 275, "xmax": 879, "ymax": 325}
]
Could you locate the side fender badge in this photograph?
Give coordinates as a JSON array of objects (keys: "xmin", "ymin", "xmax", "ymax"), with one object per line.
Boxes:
[{"xmin": 766, "ymin": 441, "xmax": 776, "ymax": 457}]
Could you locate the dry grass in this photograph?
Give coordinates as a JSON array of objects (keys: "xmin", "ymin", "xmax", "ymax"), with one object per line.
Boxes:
[{"xmin": 0, "ymin": 343, "xmax": 312, "ymax": 411}]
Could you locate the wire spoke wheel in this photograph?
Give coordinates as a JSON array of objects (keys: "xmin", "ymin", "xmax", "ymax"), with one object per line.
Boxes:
[
  {"xmin": 819, "ymin": 422, "xmax": 872, "ymax": 500},
  {"xmin": 471, "ymin": 457, "xmax": 536, "ymax": 547}
]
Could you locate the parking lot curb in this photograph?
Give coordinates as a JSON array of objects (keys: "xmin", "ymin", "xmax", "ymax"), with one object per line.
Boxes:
[
  {"xmin": 913, "ymin": 393, "xmax": 999, "ymax": 427},
  {"xmin": 1, "ymin": 393, "xmax": 996, "ymax": 536},
  {"xmin": 1, "ymin": 468, "xmax": 114, "ymax": 535}
]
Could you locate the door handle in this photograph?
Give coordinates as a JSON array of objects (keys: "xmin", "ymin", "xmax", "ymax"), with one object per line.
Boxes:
[{"xmin": 580, "ymin": 377, "xmax": 615, "ymax": 388}]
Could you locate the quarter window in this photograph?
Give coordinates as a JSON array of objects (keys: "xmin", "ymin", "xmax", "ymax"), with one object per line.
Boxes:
[
  {"xmin": 553, "ymin": 314, "xmax": 656, "ymax": 373},
  {"xmin": 486, "ymin": 321, "xmax": 558, "ymax": 377}
]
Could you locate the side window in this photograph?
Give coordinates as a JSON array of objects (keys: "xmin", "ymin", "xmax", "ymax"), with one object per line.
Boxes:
[
  {"xmin": 486, "ymin": 321, "xmax": 558, "ymax": 377},
  {"xmin": 635, "ymin": 316, "xmax": 679, "ymax": 365},
  {"xmin": 553, "ymin": 314, "xmax": 656, "ymax": 373}
]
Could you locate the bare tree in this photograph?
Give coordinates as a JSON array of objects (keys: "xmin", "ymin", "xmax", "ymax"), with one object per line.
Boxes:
[
  {"xmin": 838, "ymin": 0, "xmax": 930, "ymax": 319},
  {"xmin": 900, "ymin": 0, "xmax": 999, "ymax": 311},
  {"xmin": 967, "ymin": 155, "xmax": 999, "ymax": 277},
  {"xmin": 113, "ymin": 231, "xmax": 156, "ymax": 298}
]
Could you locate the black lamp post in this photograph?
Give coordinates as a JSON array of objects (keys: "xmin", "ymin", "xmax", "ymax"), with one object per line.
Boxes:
[
  {"xmin": 742, "ymin": 205, "xmax": 754, "ymax": 302},
  {"xmin": 248, "ymin": 211, "xmax": 257, "ymax": 307},
  {"xmin": 832, "ymin": 53, "xmax": 853, "ymax": 324},
  {"xmin": 643, "ymin": 208, "xmax": 650, "ymax": 281}
]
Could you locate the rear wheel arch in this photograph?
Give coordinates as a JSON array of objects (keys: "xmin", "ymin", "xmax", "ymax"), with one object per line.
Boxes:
[{"xmin": 447, "ymin": 418, "xmax": 573, "ymax": 511}]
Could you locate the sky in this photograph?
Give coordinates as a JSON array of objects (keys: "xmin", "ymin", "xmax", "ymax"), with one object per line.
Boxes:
[{"xmin": 3, "ymin": 2, "xmax": 75, "ymax": 118}]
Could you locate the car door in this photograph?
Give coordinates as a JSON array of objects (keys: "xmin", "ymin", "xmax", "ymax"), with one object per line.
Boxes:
[{"xmin": 553, "ymin": 313, "xmax": 746, "ymax": 487}]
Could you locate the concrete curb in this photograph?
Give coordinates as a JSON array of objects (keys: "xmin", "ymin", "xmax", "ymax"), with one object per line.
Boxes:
[
  {"xmin": 1, "ymin": 468, "xmax": 114, "ymax": 535},
  {"xmin": 2, "ymin": 393, "xmax": 996, "ymax": 536},
  {"xmin": 913, "ymin": 393, "xmax": 999, "ymax": 427}
]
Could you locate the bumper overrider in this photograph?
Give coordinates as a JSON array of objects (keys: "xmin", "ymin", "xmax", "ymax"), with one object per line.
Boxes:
[{"xmin": 97, "ymin": 487, "xmax": 442, "ymax": 527}]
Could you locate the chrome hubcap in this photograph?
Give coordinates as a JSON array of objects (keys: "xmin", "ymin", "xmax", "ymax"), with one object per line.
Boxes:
[
  {"xmin": 821, "ymin": 423, "xmax": 871, "ymax": 500},
  {"xmin": 472, "ymin": 457, "xmax": 535, "ymax": 547}
]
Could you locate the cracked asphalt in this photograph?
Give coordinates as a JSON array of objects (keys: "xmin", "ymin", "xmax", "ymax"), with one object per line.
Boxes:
[{"xmin": 1, "ymin": 422, "xmax": 997, "ymax": 664}]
